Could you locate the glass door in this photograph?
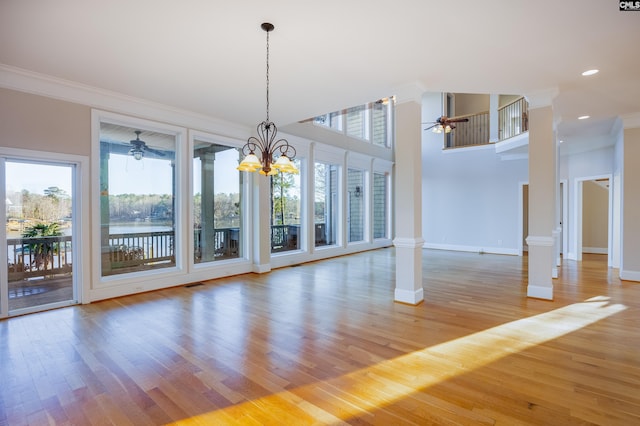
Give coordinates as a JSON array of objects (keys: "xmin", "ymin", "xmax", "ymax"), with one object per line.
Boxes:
[{"xmin": 3, "ymin": 160, "xmax": 77, "ymax": 315}]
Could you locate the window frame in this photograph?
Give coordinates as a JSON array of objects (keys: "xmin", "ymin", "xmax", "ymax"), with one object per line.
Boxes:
[
  {"xmin": 189, "ymin": 130, "xmax": 250, "ymax": 268},
  {"xmin": 91, "ymin": 110, "xmax": 187, "ymax": 291},
  {"xmin": 313, "ymin": 99, "xmax": 394, "ymax": 149}
]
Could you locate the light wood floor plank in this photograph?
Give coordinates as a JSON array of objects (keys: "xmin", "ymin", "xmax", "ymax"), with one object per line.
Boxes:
[{"xmin": 2, "ymin": 249, "xmax": 640, "ymax": 425}]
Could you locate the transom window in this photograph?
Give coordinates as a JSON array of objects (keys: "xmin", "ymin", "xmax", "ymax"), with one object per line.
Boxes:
[{"xmin": 313, "ymin": 97, "xmax": 394, "ymax": 148}]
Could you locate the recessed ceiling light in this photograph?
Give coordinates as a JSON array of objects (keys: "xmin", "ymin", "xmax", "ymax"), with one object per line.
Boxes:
[
  {"xmin": 578, "ymin": 115, "xmax": 590, "ymax": 120},
  {"xmin": 582, "ymin": 69, "xmax": 599, "ymax": 76}
]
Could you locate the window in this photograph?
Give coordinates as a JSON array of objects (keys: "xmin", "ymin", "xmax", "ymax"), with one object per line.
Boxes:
[
  {"xmin": 99, "ymin": 123, "xmax": 177, "ymax": 277},
  {"xmin": 345, "ymin": 105, "xmax": 369, "ymax": 140},
  {"xmin": 373, "ymin": 172, "xmax": 388, "ymax": 239},
  {"xmin": 314, "ymin": 111, "xmax": 343, "ymax": 132},
  {"xmin": 193, "ymin": 140, "xmax": 243, "ymax": 264},
  {"xmin": 371, "ymin": 101, "xmax": 389, "ymax": 147},
  {"xmin": 347, "ymin": 168, "xmax": 365, "ymax": 243},
  {"xmin": 314, "ymin": 162, "xmax": 339, "ymax": 247},
  {"xmin": 313, "ymin": 98, "xmax": 393, "ymax": 148},
  {"xmin": 271, "ymin": 160, "xmax": 301, "ymax": 253}
]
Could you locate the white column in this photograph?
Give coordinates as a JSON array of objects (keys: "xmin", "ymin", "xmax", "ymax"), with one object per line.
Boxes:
[
  {"xmin": 525, "ymin": 90, "xmax": 557, "ymax": 300},
  {"xmin": 554, "ymin": 138, "xmax": 562, "ymax": 269},
  {"xmin": 551, "ymin": 228, "xmax": 560, "ymax": 278},
  {"xmin": 489, "ymin": 94, "xmax": 499, "ymax": 143},
  {"xmin": 252, "ymin": 172, "xmax": 272, "ymax": 273},
  {"xmin": 620, "ymin": 122, "xmax": 640, "ymax": 281},
  {"xmin": 393, "ymin": 98, "xmax": 424, "ymax": 305}
]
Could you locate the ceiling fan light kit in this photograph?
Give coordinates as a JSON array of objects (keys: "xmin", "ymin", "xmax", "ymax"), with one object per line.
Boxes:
[
  {"xmin": 423, "ymin": 115, "xmax": 469, "ymax": 134},
  {"xmin": 128, "ymin": 130, "xmax": 166, "ymax": 161}
]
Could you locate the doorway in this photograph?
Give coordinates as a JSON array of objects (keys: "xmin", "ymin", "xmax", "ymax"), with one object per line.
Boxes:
[
  {"xmin": 576, "ymin": 176, "xmax": 612, "ymax": 265},
  {"xmin": 2, "ymin": 158, "xmax": 80, "ymax": 316}
]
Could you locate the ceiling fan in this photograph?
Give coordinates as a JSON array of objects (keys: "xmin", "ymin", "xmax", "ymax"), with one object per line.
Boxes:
[
  {"xmin": 424, "ymin": 116, "xmax": 469, "ymax": 134},
  {"xmin": 128, "ymin": 130, "xmax": 166, "ymax": 160}
]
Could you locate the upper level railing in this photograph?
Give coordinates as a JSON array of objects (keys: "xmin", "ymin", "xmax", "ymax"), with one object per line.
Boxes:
[
  {"xmin": 447, "ymin": 111, "xmax": 490, "ymax": 149},
  {"xmin": 498, "ymin": 96, "xmax": 528, "ymax": 140},
  {"xmin": 443, "ymin": 97, "xmax": 529, "ymax": 149}
]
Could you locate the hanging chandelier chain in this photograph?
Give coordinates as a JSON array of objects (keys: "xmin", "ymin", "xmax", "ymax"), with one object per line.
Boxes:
[
  {"xmin": 265, "ymin": 26, "xmax": 270, "ymax": 123},
  {"xmin": 236, "ymin": 22, "xmax": 298, "ymax": 176}
]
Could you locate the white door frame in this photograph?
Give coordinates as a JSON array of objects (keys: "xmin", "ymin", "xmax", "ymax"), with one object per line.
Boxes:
[
  {"xmin": 574, "ymin": 174, "xmax": 613, "ymax": 266},
  {"xmin": 519, "ymin": 180, "xmax": 568, "ymax": 258},
  {"xmin": 518, "ymin": 181, "xmax": 528, "ymax": 256},
  {"xmin": 560, "ymin": 179, "xmax": 568, "ymax": 258},
  {"xmin": 0, "ymin": 147, "xmax": 90, "ymax": 318}
]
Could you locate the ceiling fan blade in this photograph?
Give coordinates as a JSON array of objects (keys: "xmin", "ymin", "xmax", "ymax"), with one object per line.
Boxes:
[{"xmin": 144, "ymin": 146, "xmax": 167, "ymax": 157}]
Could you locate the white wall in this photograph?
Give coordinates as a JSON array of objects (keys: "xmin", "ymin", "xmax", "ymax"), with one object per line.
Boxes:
[
  {"xmin": 422, "ymin": 93, "xmax": 528, "ymax": 255},
  {"xmin": 421, "ymin": 92, "xmax": 621, "ymax": 260}
]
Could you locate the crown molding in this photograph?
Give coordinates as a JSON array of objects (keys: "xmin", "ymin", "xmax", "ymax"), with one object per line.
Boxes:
[{"xmin": 0, "ymin": 64, "xmax": 250, "ymax": 140}]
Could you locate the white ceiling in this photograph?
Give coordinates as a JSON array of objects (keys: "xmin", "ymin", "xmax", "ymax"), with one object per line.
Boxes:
[{"xmin": 1, "ymin": 0, "xmax": 639, "ymax": 144}]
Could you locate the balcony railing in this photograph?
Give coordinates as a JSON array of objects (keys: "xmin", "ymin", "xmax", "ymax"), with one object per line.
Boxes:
[
  {"xmin": 194, "ymin": 228, "xmax": 239, "ymax": 261},
  {"xmin": 498, "ymin": 96, "xmax": 528, "ymax": 140},
  {"xmin": 271, "ymin": 225, "xmax": 300, "ymax": 252},
  {"xmin": 447, "ymin": 111, "xmax": 490, "ymax": 148},
  {"xmin": 8, "ymin": 235, "xmax": 72, "ymax": 281},
  {"xmin": 107, "ymin": 230, "xmax": 175, "ymax": 270},
  {"xmin": 8, "ymin": 224, "xmax": 330, "ymax": 281},
  {"xmin": 443, "ymin": 97, "xmax": 529, "ymax": 149}
]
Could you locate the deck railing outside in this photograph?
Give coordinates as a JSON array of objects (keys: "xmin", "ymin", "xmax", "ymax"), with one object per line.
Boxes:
[
  {"xmin": 8, "ymin": 224, "xmax": 320, "ymax": 280},
  {"xmin": 108, "ymin": 230, "xmax": 175, "ymax": 269},
  {"xmin": 271, "ymin": 225, "xmax": 300, "ymax": 252},
  {"xmin": 8, "ymin": 235, "xmax": 72, "ymax": 281}
]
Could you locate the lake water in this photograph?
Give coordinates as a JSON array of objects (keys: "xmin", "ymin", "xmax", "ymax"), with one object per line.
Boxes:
[{"xmin": 7, "ymin": 224, "xmax": 172, "ymax": 239}]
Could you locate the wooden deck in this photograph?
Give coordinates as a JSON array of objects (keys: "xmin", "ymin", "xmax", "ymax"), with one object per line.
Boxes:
[
  {"xmin": 8, "ymin": 275, "xmax": 73, "ymax": 311},
  {"xmin": 1, "ymin": 249, "xmax": 639, "ymax": 425}
]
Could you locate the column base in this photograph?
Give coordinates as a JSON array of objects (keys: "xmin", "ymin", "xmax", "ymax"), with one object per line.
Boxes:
[
  {"xmin": 526, "ymin": 235, "xmax": 554, "ymax": 300},
  {"xmin": 393, "ymin": 237, "xmax": 424, "ymax": 305},
  {"xmin": 253, "ymin": 263, "xmax": 271, "ymax": 273},
  {"xmin": 394, "ymin": 288, "xmax": 424, "ymax": 305},
  {"xmin": 527, "ymin": 284, "xmax": 554, "ymax": 300}
]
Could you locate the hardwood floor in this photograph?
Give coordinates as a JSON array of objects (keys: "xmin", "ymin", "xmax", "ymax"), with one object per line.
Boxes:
[{"xmin": 1, "ymin": 249, "xmax": 639, "ymax": 425}]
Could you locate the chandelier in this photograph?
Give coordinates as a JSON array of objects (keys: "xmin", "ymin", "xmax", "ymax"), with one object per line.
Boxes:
[{"xmin": 237, "ymin": 22, "xmax": 298, "ymax": 176}]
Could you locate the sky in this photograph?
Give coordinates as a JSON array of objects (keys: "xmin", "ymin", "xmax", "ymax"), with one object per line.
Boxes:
[{"xmin": 6, "ymin": 162, "xmax": 72, "ymax": 195}]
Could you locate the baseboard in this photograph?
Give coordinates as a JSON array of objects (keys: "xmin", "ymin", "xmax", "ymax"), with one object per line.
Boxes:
[
  {"xmin": 583, "ymin": 247, "xmax": 608, "ymax": 255},
  {"xmin": 423, "ymin": 242, "xmax": 518, "ymax": 256},
  {"xmin": 620, "ymin": 270, "xmax": 640, "ymax": 282}
]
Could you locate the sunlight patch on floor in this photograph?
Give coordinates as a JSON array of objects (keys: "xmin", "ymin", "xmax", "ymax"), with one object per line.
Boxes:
[{"xmin": 169, "ymin": 297, "xmax": 626, "ymax": 424}]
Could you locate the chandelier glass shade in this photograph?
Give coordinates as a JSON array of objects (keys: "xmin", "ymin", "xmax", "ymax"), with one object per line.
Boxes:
[{"xmin": 237, "ymin": 22, "xmax": 298, "ymax": 176}]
